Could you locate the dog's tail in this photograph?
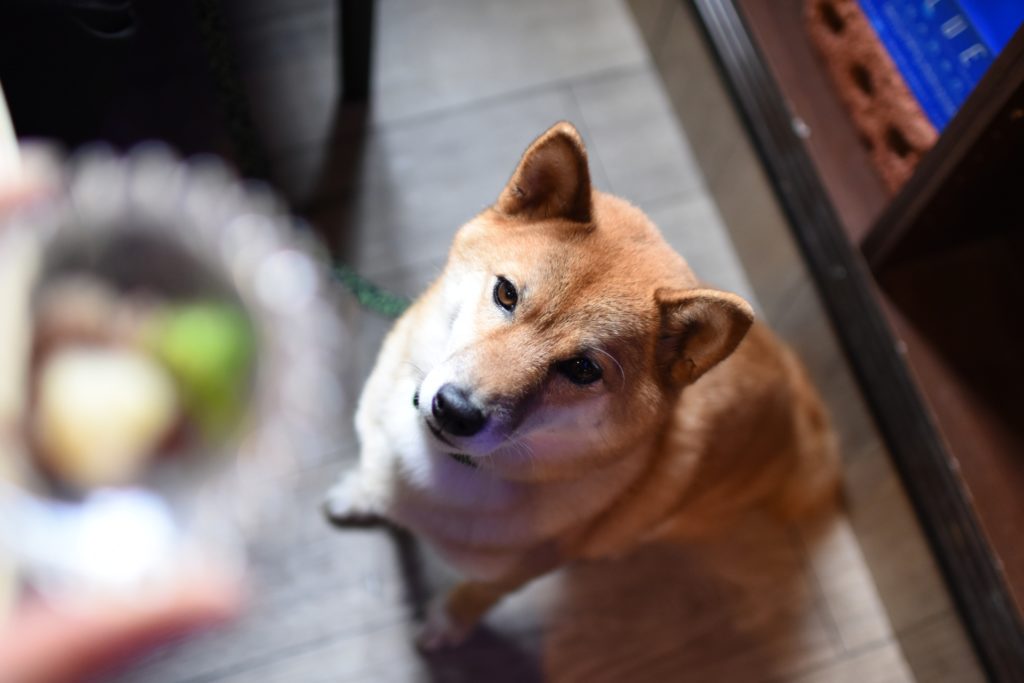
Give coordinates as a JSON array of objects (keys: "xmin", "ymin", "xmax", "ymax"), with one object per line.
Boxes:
[{"xmin": 769, "ymin": 350, "xmax": 842, "ymax": 520}]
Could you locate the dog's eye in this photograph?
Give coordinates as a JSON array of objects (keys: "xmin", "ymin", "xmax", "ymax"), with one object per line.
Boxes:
[
  {"xmin": 493, "ymin": 277, "xmax": 518, "ymax": 312},
  {"xmin": 556, "ymin": 357, "xmax": 603, "ymax": 385}
]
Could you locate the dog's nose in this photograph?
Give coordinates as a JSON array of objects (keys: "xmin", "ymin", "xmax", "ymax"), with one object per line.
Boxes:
[{"xmin": 432, "ymin": 384, "xmax": 487, "ymax": 437}]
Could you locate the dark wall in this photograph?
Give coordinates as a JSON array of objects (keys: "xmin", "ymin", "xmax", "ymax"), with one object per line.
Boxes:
[{"xmin": 0, "ymin": 0, "xmax": 233, "ymax": 158}]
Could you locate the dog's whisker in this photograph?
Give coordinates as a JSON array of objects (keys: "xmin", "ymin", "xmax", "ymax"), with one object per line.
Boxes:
[
  {"xmin": 593, "ymin": 347, "xmax": 625, "ymax": 384},
  {"xmin": 403, "ymin": 360, "xmax": 428, "ymax": 379},
  {"xmin": 509, "ymin": 437, "xmax": 538, "ymax": 476},
  {"xmin": 490, "ymin": 428, "xmax": 537, "ymax": 474}
]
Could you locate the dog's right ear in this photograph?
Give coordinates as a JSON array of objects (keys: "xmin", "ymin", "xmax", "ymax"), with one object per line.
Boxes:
[
  {"xmin": 655, "ymin": 288, "xmax": 754, "ymax": 386},
  {"xmin": 495, "ymin": 121, "xmax": 592, "ymax": 224}
]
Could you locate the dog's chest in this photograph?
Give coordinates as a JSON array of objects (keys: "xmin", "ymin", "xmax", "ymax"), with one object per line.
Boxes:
[{"xmin": 390, "ymin": 452, "xmax": 643, "ymax": 551}]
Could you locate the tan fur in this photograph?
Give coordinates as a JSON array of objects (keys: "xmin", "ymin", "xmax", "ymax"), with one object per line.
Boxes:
[{"xmin": 325, "ymin": 122, "xmax": 840, "ymax": 648}]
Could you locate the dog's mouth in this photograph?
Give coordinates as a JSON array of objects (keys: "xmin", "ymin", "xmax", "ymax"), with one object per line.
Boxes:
[
  {"xmin": 424, "ymin": 418, "xmax": 452, "ymax": 445},
  {"xmin": 447, "ymin": 452, "xmax": 477, "ymax": 468},
  {"xmin": 424, "ymin": 419, "xmax": 478, "ymax": 468}
]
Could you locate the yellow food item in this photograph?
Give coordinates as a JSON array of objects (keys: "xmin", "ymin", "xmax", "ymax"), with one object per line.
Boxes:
[{"xmin": 34, "ymin": 347, "xmax": 179, "ymax": 489}]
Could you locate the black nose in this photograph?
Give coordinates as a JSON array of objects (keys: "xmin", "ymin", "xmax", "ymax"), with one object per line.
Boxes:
[{"xmin": 432, "ymin": 384, "xmax": 487, "ymax": 437}]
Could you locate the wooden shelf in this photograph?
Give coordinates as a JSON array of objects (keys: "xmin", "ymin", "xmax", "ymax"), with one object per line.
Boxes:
[
  {"xmin": 866, "ymin": 30, "xmax": 1024, "ymax": 618},
  {"xmin": 879, "ymin": 238, "xmax": 1024, "ymax": 614}
]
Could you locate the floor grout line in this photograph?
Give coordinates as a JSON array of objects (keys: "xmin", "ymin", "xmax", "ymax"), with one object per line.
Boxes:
[
  {"xmin": 650, "ymin": 0, "xmax": 679, "ymax": 53},
  {"xmin": 637, "ymin": 187, "xmax": 716, "ymax": 212},
  {"xmin": 265, "ymin": 60, "xmax": 655, "ymax": 164},
  {"xmin": 768, "ymin": 636, "xmax": 904, "ymax": 683},
  {"xmin": 893, "ymin": 605, "xmax": 962, "ymax": 640},
  {"xmin": 789, "ymin": 524, "xmax": 849, "ymax": 654},
  {"xmin": 178, "ymin": 615, "xmax": 413, "ymax": 683}
]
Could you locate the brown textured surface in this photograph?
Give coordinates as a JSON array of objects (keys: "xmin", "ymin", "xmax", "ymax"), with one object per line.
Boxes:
[
  {"xmin": 738, "ymin": 0, "xmax": 888, "ymax": 244},
  {"xmin": 804, "ymin": 0, "xmax": 938, "ymax": 193}
]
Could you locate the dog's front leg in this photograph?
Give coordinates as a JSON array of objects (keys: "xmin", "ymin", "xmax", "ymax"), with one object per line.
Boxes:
[
  {"xmin": 417, "ymin": 573, "xmax": 534, "ymax": 651},
  {"xmin": 324, "ymin": 354, "xmax": 406, "ymax": 527},
  {"xmin": 417, "ymin": 547, "xmax": 563, "ymax": 651},
  {"xmin": 322, "ymin": 431, "xmax": 396, "ymax": 527},
  {"xmin": 322, "ymin": 465, "xmax": 390, "ymax": 527}
]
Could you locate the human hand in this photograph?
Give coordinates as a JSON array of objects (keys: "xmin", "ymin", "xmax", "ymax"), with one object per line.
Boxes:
[{"xmin": 0, "ymin": 573, "xmax": 242, "ymax": 683}]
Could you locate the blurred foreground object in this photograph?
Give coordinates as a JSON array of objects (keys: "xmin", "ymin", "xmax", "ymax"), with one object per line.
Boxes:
[{"xmin": 0, "ymin": 146, "xmax": 347, "ymax": 604}]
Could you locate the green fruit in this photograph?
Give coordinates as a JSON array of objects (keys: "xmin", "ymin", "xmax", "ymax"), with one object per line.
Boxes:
[{"xmin": 149, "ymin": 302, "xmax": 255, "ymax": 440}]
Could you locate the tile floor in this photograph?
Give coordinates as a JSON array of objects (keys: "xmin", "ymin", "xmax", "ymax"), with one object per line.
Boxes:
[{"xmin": 113, "ymin": 0, "xmax": 984, "ymax": 680}]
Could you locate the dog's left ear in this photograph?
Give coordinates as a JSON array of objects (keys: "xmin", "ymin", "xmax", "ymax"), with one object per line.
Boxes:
[
  {"xmin": 655, "ymin": 288, "xmax": 754, "ymax": 386},
  {"xmin": 496, "ymin": 121, "xmax": 592, "ymax": 223}
]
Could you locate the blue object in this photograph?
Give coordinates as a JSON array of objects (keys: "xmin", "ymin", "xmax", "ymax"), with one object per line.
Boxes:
[
  {"xmin": 857, "ymin": 0, "xmax": 1024, "ymax": 130},
  {"xmin": 959, "ymin": 0, "xmax": 1024, "ymax": 53}
]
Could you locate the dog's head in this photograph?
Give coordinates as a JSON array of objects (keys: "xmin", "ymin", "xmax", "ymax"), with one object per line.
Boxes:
[{"xmin": 415, "ymin": 122, "xmax": 753, "ymax": 481}]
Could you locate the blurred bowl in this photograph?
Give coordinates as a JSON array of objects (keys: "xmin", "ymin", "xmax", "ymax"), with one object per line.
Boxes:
[{"xmin": 0, "ymin": 145, "xmax": 348, "ymax": 596}]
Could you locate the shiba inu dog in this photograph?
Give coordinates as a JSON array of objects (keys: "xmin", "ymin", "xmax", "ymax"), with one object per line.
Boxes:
[{"xmin": 324, "ymin": 122, "xmax": 839, "ymax": 649}]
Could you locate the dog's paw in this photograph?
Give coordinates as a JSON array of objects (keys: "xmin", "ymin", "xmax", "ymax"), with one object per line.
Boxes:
[
  {"xmin": 322, "ymin": 473, "xmax": 386, "ymax": 528},
  {"xmin": 415, "ymin": 597, "xmax": 472, "ymax": 652}
]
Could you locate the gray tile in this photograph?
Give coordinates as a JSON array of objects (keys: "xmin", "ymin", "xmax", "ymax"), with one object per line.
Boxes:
[
  {"xmin": 624, "ymin": 0, "xmax": 674, "ymax": 50},
  {"xmin": 798, "ymin": 512, "xmax": 894, "ymax": 652},
  {"xmin": 335, "ymin": 297, "xmax": 401, "ymax": 402},
  {"xmin": 209, "ymin": 620, "xmax": 547, "ymax": 683},
  {"xmin": 658, "ymin": 0, "xmax": 704, "ymax": 65},
  {"xmin": 899, "ymin": 611, "xmax": 985, "ymax": 683},
  {"xmin": 647, "ymin": 2, "xmax": 807, "ymax": 320},
  {"xmin": 572, "ymin": 69, "xmax": 705, "ymax": 206},
  {"xmin": 769, "ymin": 275, "xmax": 881, "ymax": 462},
  {"xmin": 708, "ymin": 138, "xmax": 807, "ymax": 323},
  {"xmin": 656, "ymin": 1, "xmax": 746, "ymax": 191},
  {"xmin": 207, "ymin": 622, "xmax": 427, "ymax": 683},
  {"xmin": 790, "ymin": 641, "xmax": 913, "ymax": 683},
  {"xmin": 842, "ymin": 442, "xmax": 956, "ymax": 635},
  {"xmin": 292, "ymin": 87, "xmax": 611, "ymax": 271},
  {"xmin": 644, "ymin": 194, "xmax": 758, "ymax": 305},
  {"xmin": 372, "ymin": 0, "xmax": 649, "ymax": 126},
  {"xmin": 231, "ymin": 0, "xmax": 650, "ymax": 169},
  {"xmin": 115, "ymin": 528, "xmax": 413, "ymax": 682},
  {"xmin": 356, "ymin": 256, "xmax": 446, "ymax": 301}
]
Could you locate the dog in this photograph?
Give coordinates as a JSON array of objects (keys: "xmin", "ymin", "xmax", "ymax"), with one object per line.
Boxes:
[{"xmin": 324, "ymin": 122, "xmax": 840, "ymax": 649}]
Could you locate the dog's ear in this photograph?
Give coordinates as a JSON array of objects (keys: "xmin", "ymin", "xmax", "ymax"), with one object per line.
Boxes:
[
  {"xmin": 496, "ymin": 121, "xmax": 592, "ymax": 223},
  {"xmin": 655, "ymin": 288, "xmax": 754, "ymax": 386}
]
